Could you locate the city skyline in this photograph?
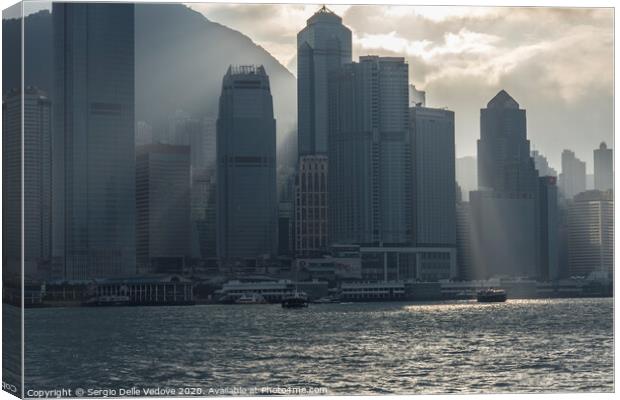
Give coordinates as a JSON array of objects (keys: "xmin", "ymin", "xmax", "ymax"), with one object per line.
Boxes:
[
  {"xmin": 190, "ymin": 3, "xmax": 613, "ymax": 170},
  {"xmin": 2, "ymin": 3, "xmax": 614, "ymax": 397}
]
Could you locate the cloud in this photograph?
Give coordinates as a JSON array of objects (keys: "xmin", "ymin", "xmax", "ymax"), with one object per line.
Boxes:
[{"xmin": 189, "ymin": 4, "xmax": 613, "ymax": 170}]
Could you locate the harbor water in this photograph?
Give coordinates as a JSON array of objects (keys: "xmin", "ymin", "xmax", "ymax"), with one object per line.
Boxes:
[{"xmin": 22, "ymin": 298, "xmax": 613, "ymax": 395}]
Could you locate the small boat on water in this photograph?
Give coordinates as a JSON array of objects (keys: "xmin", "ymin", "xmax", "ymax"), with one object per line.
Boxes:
[
  {"xmin": 477, "ymin": 288, "xmax": 507, "ymax": 303},
  {"xmin": 313, "ymin": 296, "xmax": 340, "ymax": 304},
  {"xmin": 83, "ymin": 295, "xmax": 130, "ymax": 307},
  {"xmin": 235, "ymin": 293, "xmax": 268, "ymax": 305},
  {"xmin": 281, "ymin": 291, "xmax": 309, "ymax": 308}
]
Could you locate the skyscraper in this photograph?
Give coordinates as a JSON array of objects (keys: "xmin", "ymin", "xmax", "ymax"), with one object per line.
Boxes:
[
  {"xmin": 477, "ymin": 90, "xmax": 538, "ymax": 193},
  {"xmin": 295, "ymin": 155, "xmax": 328, "ymax": 256},
  {"xmin": 538, "ymin": 176, "xmax": 559, "ymax": 280},
  {"xmin": 297, "ymin": 5, "xmax": 351, "ymax": 156},
  {"xmin": 296, "ymin": 6, "xmax": 351, "ymax": 256},
  {"xmin": 594, "ymin": 142, "xmax": 613, "ymax": 191},
  {"xmin": 136, "ymin": 144, "xmax": 191, "ymax": 274},
  {"xmin": 531, "ymin": 150, "xmax": 557, "ymax": 177},
  {"xmin": 52, "ymin": 3, "xmax": 136, "ymax": 279},
  {"xmin": 567, "ymin": 190, "xmax": 613, "ymax": 278},
  {"xmin": 471, "ymin": 90, "xmax": 540, "ymax": 279},
  {"xmin": 216, "ymin": 65, "xmax": 277, "ymax": 263},
  {"xmin": 328, "ymin": 56, "xmax": 410, "ymax": 245},
  {"xmin": 410, "ymin": 106, "xmax": 456, "ymax": 247},
  {"xmin": 559, "ymin": 149, "xmax": 586, "ymax": 200},
  {"xmin": 3, "ymin": 87, "xmax": 52, "ymax": 279},
  {"xmin": 455, "ymin": 201, "xmax": 475, "ymax": 280}
]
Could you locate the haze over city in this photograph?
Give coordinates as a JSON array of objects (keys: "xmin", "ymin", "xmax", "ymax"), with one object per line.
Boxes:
[{"xmin": 189, "ymin": 3, "xmax": 613, "ymax": 169}]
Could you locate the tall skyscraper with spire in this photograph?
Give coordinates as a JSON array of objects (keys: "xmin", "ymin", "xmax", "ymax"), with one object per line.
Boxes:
[
  {"xmin": 295, "ymin": 6, "xmax": 351, "ymax": 256},
  {"xmin": 297, "ymin": 5, "xmax": 352, "ymax": 156}
]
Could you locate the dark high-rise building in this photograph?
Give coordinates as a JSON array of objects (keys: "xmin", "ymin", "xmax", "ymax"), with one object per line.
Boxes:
[
  {"xmin": 136, "ymin": 144, "xmax": 191, "ymax": 274},
  {"xmin": 410, "ymin": 106, "xmax": 456, "ymax": 247},
  {"xmin": 538, "ymin": 176, "xmax": 559, "ymax": 280},
  {"xmin": 456, "ymin": 201, "xmax": 474, "ymax": 280},
  {"xmin": 52, "ymin": 3, "xmax": 136, "ymax": 279},
  {"xmin": 297, "ymin": 5, "xmax": 351, "ymax": 156},
  {"xmin": 559, "ymin": 149, "xmax": 586, "ymax": 200},
  {"xmin": 531, "ymin": 150, "xmax": 557, "ymax": 177},
  {"xmin": 3, "ymin": 87, "xmax": 52, "ymax": 279},
  {"xmin": 470, "ymin": 189, "xmax": 538, "ymax": 278},
  {"xmin": 328, "ymin": 56, "xmax": 411, "ymax": 246},
  {"xmin": 594, "ymin": 142, "xmax": 613, "ymax": 191},
  {"xmin": 477, "ymin": 90, "xmax": 537, "ymax": 193},
  {"xmin": 216, "ymin": 65, "xmax": 277, "ymax": 263},
  {"xmin": 296, "ymin": 6, "xmax": 351, "ymax": 256},
  {"xmin": 471, "ymin": 90, "xmax": 540, "ymax": 279}
]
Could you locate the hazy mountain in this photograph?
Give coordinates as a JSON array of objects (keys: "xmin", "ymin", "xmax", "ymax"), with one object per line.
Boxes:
[
  {"xmin": 135, "ymin": 4, "xmax": 297, "ymax": 154},
  {"xmin": 4, "ymin": 5, "xmax": 298, "ymax": 168}
]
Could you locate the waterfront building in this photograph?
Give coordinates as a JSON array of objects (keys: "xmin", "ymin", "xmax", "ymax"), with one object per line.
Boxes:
[
  {"xmin": 410, "ymin": 106, "xmax": 456, "ymax": 247},
  {"xmin": 567, "ymin": 190, "xmax": 614, "ymax": 278},
  {"xmin": 328, "ymin": 56, "xmax": 411, "ymax": 246},
  {"xmin": 3, "ymin": 87, "xmax": 52, "ymax": 279},
  {"xmin": 594, "ymin": 142, "xmax": 613, "ymax": 191},
  {"xmin": 216, "ymin": 65, "xmax": 277, "ymax": 263},
  {"xmin": 538, "ymin": 176, "xmax": 559, "ymax": 280},
  {"xmin": 531, "ymin": 150, "xmax": 557, "ymax": 177},
  {"xmin": 294, "ymin": 155, "xmax": 328, "ymax": 256},
  {"xmin": 136, "ymin": 144, "xmax": 191, "ymax": 274},
  {"xmin": 477, "ymin": 90, "xmax": 538, "ymax": 193},
  {"xmin": 52, "ymin": 2, "xmax": 136, "ymax": 279},
  {"xmin": 559, "ymin": 149, "xmax": 586, "ymax": 200}
]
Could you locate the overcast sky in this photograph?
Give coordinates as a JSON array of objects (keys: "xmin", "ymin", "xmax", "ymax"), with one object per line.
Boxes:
[{"xmin": 188, "ymin": 3, "xmax": 613, "ymax": 171}]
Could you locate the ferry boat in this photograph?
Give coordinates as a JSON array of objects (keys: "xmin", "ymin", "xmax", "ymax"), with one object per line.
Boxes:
[
  {"xmin": 234, "ymin": 293, "xmax": 268, "ymax": 305},
  {"xmin": 476, "ymin": 288, "xmax": 507, "ymax": 303},
  {"xmin": 281, "ymin": 291, "xmax": 309, "ymax": 308}
]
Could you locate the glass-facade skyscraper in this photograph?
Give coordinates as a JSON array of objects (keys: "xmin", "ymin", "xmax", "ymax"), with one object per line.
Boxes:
[
  {"xmin": 216, "ymin": 65, "xmax": 277, "ymax": 263},
  {"xmin": 52, "ymin": 3, "xmax": 136, "ymax": 279},
  {"xmin": 410, "ymin": 106, "xmax": 456, "ymax": 247},
  {"xmin": 477, "ymin": 90, "xmax": 538, "ymax": 194},
  {"xmin": 328, "ymin": 56, "xmax": 411, "ymax": 246},
  {"xmin": 295, "ymin": 6, "xmax": 351, "ymax": 257},
  {"xmin": 297, "ymin": 6, "xmax": 351, "ymax": 156}
]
